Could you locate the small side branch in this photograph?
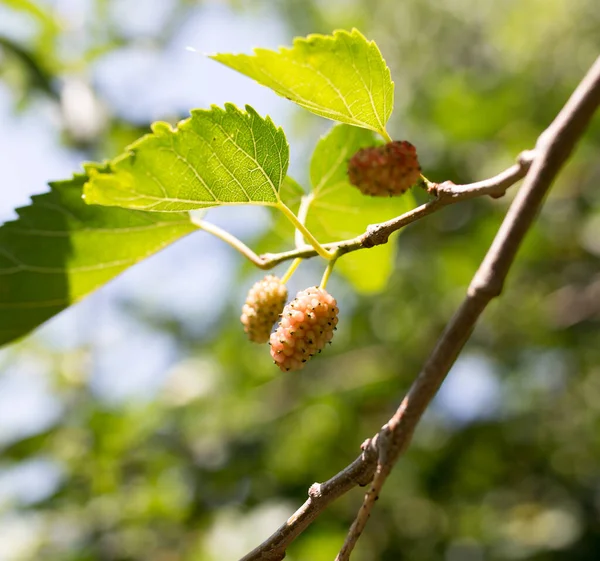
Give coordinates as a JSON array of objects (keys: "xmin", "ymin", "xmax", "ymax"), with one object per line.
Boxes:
[
  {"xmin": 239, "ymin": 449, "xmax": 378, "ymax": 561},
  {"xmin": 260, "ymin": 150, "xmax": 535, "ymax": 267}
]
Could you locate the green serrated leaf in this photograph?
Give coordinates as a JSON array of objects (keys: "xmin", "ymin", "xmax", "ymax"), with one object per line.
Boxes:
[
  {"xmin": 306, "ymin": 124, "xmax": 414, "ymax": 293},
  {"xmin": 83, "ymin": 104, "xmax": 289, "ymax": 212},
  {"xmin": 212, "ymin": 29, "xmax": 394, "ymax": 136},
  {"xmin": 0, "ymin": 168, "xmax": 197, "ymax": 347}
]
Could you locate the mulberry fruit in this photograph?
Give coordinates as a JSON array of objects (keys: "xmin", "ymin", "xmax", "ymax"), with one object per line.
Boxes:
[
  {"xmin": 348, "ymin": 141, "xmax": 421, "ymax": 197},
  {"xmin": 270, "ymin": 286, "xmax": 338, "ymax": 372},
  {"xmin": 241, "ymin": 275, "xmax": 288, "ymax": 343}
]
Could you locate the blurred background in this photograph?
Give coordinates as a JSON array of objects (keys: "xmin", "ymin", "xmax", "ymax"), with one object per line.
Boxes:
[{"xmin": 1, "ymin": 1, "xmax": 600, "ymax": 560}]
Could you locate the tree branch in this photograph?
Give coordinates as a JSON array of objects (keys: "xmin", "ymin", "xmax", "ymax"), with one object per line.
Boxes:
[
  {"xmin": 239, "ymin": 55, "xmax": 600, "ymax": 561},
  {"xmin": 336, "ymin": 54, "xmax": 600, "ymax": 561}
]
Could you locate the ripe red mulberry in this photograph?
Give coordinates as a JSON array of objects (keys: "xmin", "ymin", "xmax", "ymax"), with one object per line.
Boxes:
[
  {"xmin": 241, "ymin": 275, "xmax": 288, "ymax": 344},
  {"xmin": 270, "ymin": 286, "xmax": 338, "ymax": 372},
  {"xmin": 348, "ymin": 141, "xmax": 421, "ymax": 196}
]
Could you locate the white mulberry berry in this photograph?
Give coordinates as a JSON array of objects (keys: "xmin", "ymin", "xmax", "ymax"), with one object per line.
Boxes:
[
  {"xmin": 348, "ymin": 141, "xmax": 421, "ymax": 197},
  {"xmin": 241, "ymin": 276, "xmax": 288, "ymax": 343},
  {"xmin": 270, "ymin": 286, "xmax": 338, "ymax": 372}
]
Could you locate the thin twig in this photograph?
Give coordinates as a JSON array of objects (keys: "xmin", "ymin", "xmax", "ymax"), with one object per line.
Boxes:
[
  {"xmin": 336, "ymin": 54, "xmax": 600, "ymax": 561},
  {"xmin": 238, "ymin": 55, "xmax": 600, "ymax": 561},
  {"xmin": 259, "ymin": 151, "xmax": 535, "ymax": 268},
  {"xmin": 239, "ymin": 451, "xmax": 378, "ymax": 561}
]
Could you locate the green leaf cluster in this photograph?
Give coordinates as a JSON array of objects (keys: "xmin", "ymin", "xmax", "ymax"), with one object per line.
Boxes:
[{"xmin": 2, "ymin": 27, "xmax": 410, "ymax": 345}]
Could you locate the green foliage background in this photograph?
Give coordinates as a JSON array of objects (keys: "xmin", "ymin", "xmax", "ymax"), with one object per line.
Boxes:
[{"xmin": 1, "ymin": 1, "xmax": 600, "ymax": 560}]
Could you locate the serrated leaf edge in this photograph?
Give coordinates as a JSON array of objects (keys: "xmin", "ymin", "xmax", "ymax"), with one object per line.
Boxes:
[
  {"xmin": 0, "ymin": 170, "xmax": 196, "ymax": 281},
  {"xmin": 83, "ymin": 103, "xmax": 288, "ymax": 210},
  {"xmin": 211, "ymin": 29, "xmax": 394, "ymax": 135}
]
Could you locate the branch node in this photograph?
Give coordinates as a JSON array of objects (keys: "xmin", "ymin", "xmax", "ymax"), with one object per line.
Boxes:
[
  {"xmin": 435, "ymin": 180, "xmax": 456, "ymax": 198},
  {"xmin": 468, "ymin": 274, "xmax": 504, "ymax": 301},
  {"xmin": 308, "ymin": 482, "xmax": 322, "ymax": 499},
  {"xmin": 518, "ymin": 149, "xmax": 536, "ymax": 167},
  {"xmin": 424, "ymin": 180, "xmax": 440, "ymax": 196},
  {"xmin": 362, "ymin": 224, "xmax": 390, "ymax": 248}
]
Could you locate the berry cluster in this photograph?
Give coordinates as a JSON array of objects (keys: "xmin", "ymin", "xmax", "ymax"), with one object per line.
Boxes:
[
  {"xmin": 348, "ymin": 140, "xmax": 421, "ymax": 197},
  {"xmin": 269, "ymin": 286, "xmax": 338, "ymax": 372},
  {"xmin": 241, "ymin": 275, "xmax": 288, "ymax": 344},
  {"xmin": 239, "ymin": 140, "xmax": 424, "ymax": 370}
]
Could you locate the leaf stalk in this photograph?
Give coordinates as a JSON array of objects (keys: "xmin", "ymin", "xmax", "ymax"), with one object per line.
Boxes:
[
  {"xmin": 380, "ymin": 129, "xmax": 393, "ymax": 143},
  {"xmin": 276, "ymin": 201, "xmax": 334, "ymax": 260},
  {"xmin": 193, "ymin": 218, "xmax": 270, "ymax": 269}
]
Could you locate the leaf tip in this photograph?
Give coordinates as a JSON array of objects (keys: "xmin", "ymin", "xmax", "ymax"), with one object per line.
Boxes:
[
  {"xmin": 207, "ymin": 51, "xmax": 227, "ymax": 62},
  {"xmin": 81, "ymin": 182, "xmax": 95, "ymax": 205},
  {"xmin": 222, "ymin": 101, "xmax": 240, "ymax": 114}
]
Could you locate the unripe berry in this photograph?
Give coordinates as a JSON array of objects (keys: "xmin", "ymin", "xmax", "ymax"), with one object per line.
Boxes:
[
  {"xmin": 241, "ymin": 275, "xmax": 288, "ymax": 344},
  {"xmin": 348, "ymin": 141, "xmax": 421, "ymax": 197},
  {"xmin": 270, "ymin": 286, "xmax": 338, "ymax": 372}
]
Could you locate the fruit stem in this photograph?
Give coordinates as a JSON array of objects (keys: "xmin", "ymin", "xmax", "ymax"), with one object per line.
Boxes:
[
  {"xmin": 281, "ymin": 258, "xmax": 302, "ymax": 284},
  {"xmin": 276, "ymin": 201, "xmax": 334, "ymax": 260},
  {"xmin": 380, "ymin": 129, "xmax": 393, "ymax": 143},
  {"xmin": 420, "ymin": 174, "xmax": 436, "ymax": 191},
  {"xmin": 319, "ymin": 254, "xmax": 339, "ymax": 289},
  {"xmin": 193, "ymin": 218, "xmax": 268, "ymax": 269}
]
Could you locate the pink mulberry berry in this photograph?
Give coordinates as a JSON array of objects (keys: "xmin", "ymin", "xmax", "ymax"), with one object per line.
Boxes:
[
  {"xmin": 270, "ymin": 286, "xmax": 338, "ymax": 372},
  {"xmin": 241, "ymin": 275, "xmax": 288, "ymax": 344},
  {"xmin": 348, "ymin": 141, "xmax": 421, "ymax": 197}
]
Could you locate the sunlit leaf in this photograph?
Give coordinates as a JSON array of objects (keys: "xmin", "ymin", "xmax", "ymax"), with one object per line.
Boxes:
[
  {"xmin": 212, "ymin": 29, "xmax": 394, "ymax": 136},
  {"xmin": 0, "ymin": 168, "xmax": 197, "ymax": 347},
  {"xmin": 83, "ymin": 104, "xmax": 289, "ymax": 212}
]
